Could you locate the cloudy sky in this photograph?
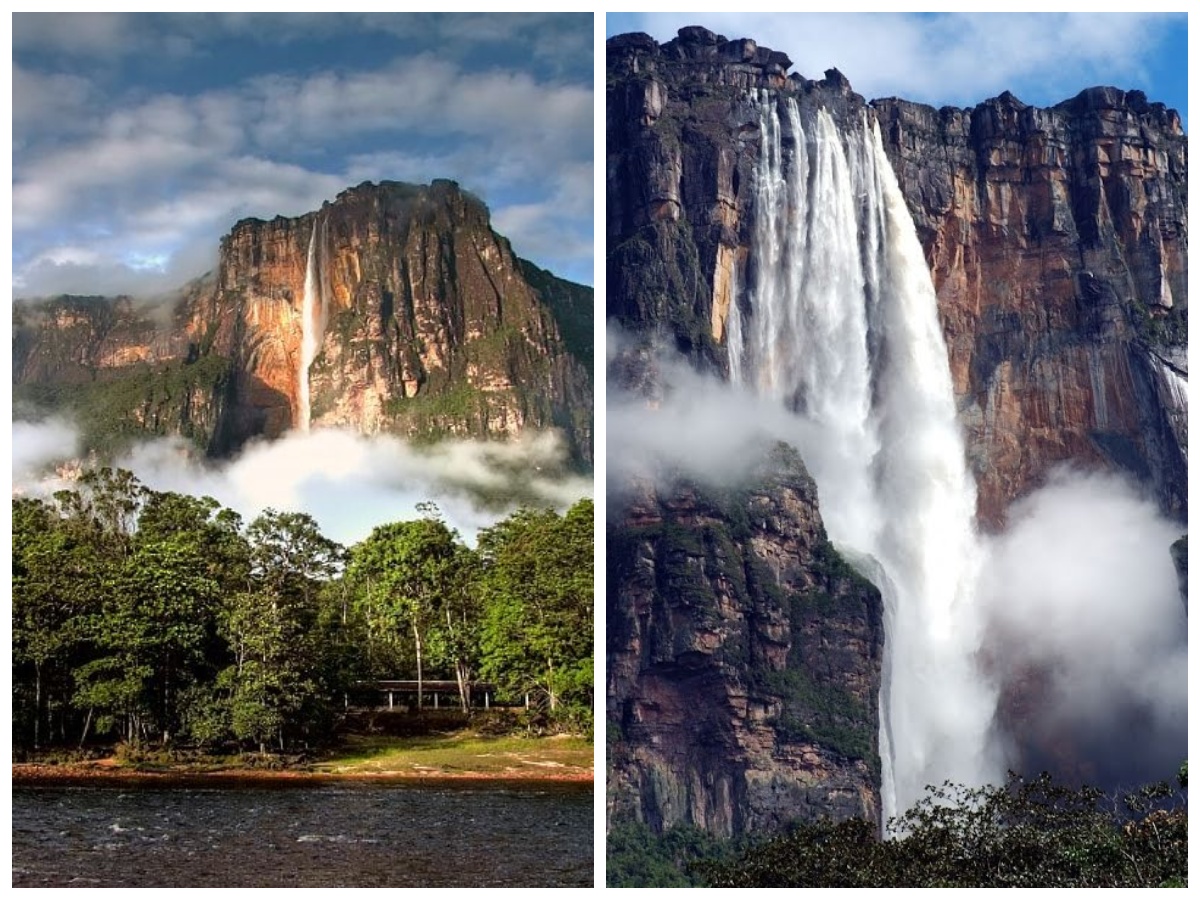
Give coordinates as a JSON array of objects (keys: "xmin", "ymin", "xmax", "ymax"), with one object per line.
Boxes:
[
  {"xmin": 12, "ymin": 13, "xmax": 595, "ymax": 298},
  {"xmin": 607, "ymin": 12, "xmax": 1187, "ymax": 119}
]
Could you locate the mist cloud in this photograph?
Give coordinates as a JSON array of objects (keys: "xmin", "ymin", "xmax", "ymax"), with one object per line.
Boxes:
[
  {"xmin": 979, "ymin": 468, "xmax": 1187, "ymax": 785},
  {"xmin": 11, "ymin": 420, "xmax": 591, "ymax": 546},
  {"xmin": 607, "ymin": 329, "xmax": 815, "ymax": 494}
]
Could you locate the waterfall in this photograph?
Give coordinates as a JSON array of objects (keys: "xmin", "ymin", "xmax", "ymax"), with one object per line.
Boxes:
[
  {"xmin": 1152, "ymin": 356, "xmax": 1188, "ymax": 464},
  {"xmin": 729, "ymin": 91, "xmax": 1001, "ymax": 823},
  {"xmin": 298, "ymin": 217, "xmax": 328, "ymax": 432}
]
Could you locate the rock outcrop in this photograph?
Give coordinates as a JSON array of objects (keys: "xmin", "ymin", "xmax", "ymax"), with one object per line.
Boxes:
[
  {"xmin": 875, "ymin": 89, "xmax": 1187, "ymax": 525},
  {"xmin": 607, "ymin": 27, "xmax": 1186, "ymax": 527},
  {"xmin": 607, "ymin": 445, "xmax": 883, "ymax": 838},
  {"xmin": 14, "ymin": 180, "xmax": 593, "ymax": 462},
  {"xmin": 607, "ymin": 25, "xmax": 1186, "ymax": 839}
]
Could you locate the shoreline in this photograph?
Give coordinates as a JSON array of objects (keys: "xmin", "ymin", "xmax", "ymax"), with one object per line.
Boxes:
[{"xmin": 13, "ymin": 761, "xmax": 593, "ymax": 787}]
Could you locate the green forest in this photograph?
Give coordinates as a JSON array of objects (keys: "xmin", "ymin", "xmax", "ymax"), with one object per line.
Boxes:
[
  {"xmin": 12, "ymin": 467, "xmax": 594, "ymax": 755},
  {"xmin": 607, "ymin": 769, "xmax": 1188, "ymax": 888}
]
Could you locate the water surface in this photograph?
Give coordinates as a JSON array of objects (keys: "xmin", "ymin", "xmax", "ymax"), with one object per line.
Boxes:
[{"xmin": 12, "ymin": 781, "xmax": 593, "ymax": 888}]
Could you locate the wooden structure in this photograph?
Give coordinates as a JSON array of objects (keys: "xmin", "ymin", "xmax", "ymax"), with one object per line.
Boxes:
[{"xmin": 355, "ymin": 680, "xmax": 500, "ymax": 710}]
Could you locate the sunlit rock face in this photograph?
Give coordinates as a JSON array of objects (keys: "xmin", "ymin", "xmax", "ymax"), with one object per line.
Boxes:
[
  {"xmin": 875, "ymin": 89, "xmax": 1187, "ymax": 527},
  {"xmin": 13, "ymin": 180, "xmax": 594, "ymax": 462}
]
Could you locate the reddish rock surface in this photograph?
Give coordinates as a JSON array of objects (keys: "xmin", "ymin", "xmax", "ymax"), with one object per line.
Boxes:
[{"xmin": 14, "ymin": 180, "xmax": 593, "ymax": 462}]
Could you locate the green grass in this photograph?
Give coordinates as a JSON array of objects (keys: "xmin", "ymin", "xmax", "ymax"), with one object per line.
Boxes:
[{"xmin": 316, "ymin": 731, "xmax": 593, "ymax": 777}]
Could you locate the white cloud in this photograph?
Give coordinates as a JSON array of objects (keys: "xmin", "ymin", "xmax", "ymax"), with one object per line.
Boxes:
[
  {"xmin": 629, "ymin": 12, "xmax": 1180, "ymax": 108},
  {"xmin": 11, "ymin": 421, "xmax": 592, "ymax": 547},
  {"xmin": 13, "ymin": 16, "xmax": 593, "ymax": 298},
  {"xmin": 11, "ymin": 419, "xmax": 80, "ymax": 484}
]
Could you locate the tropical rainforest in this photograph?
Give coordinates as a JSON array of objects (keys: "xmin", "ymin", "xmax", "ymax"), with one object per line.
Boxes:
[{"xmin": 12, "ymin": 467, "xmax": 594, "ymax": 755}]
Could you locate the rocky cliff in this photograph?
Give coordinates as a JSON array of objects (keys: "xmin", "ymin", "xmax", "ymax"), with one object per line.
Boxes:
[
  {"xmin": 14, "ymin": 180, "xmax": 593, "ymax": 462},
  {"xmin": 606, "ymin": 25, "xmax": 1187, "ymax": 840},
  {"xmin": 607, "ymin": 27, "xmax": 1186, "ymax": 526},
  {"xmin": 607, "ymin": 444, "xmax": 883, "ymax": 838},
  {"xmin": 875, "ymin": 89, "xmax": 1186, "ymax": 525}
]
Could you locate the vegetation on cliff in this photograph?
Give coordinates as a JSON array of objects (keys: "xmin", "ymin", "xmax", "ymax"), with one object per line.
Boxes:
[
  {"xmin": 609, "ymin": 768, "xmax": 1187, "ymax": 888},
  {"xmin": 12, "ymin": 468, "xmax": 594, "ymax": 755}
]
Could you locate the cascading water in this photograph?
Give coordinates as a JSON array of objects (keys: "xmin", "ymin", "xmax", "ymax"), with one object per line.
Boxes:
[
  {"xmin": 727, "ymin": 91, "xmax": 1002, "ymax": 824},
  {"xmin": 298, "ymin": 217, "xmax": 329, "ymax": 432}
]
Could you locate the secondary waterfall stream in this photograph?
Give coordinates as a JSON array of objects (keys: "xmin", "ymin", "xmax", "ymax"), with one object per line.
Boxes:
[
  {"xmin": 727, "ymin": 91, "xmax": 1002, "ymax": 823},
  {"xmin": 298, "ymin": 217, "xmax": 329, "ymax": 432}
]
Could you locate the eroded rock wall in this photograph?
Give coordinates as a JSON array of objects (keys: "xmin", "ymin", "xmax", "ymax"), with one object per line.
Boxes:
[
  {"xmin": 607, "ymin": 446, "xmax": 883, "ymax": 838},
  {"xmin": 14, "ymin": 181, "xmax": 594, "ymax": 462}
]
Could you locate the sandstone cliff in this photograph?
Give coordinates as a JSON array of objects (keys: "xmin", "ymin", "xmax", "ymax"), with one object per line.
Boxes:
[
  {"xmin": 607, "ymin": 27, "xmax": 1186, "ymax": 526},
  {"xmin": 14, "ymin": 180, "xmax": 593, "ymax": 463},
  {"xmin": 606, "ymin": 25, "xmax": 1187, "ymax": 839},
  {"xmin": 875, "ymin": 89, "xmax": 1186, "ymax": 525},
  {"xmin": 607, "ymin": 444, "xmax": 883, "ymax": 838}
]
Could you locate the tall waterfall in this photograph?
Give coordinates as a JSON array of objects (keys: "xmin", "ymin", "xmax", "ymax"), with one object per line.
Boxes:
[
  {"xmin": 298, "ymin": 217, "xmax": 328, "ymax": 432},
  {"xmin": 727, "ymin": 92, "xmax": 1001, "ymax": 823}
]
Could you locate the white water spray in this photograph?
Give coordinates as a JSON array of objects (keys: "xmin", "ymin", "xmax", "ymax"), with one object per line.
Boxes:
[
  {"xmin": 727, "ymin": 92, "xmax": 1001, "ymax": 823},
  {"xmin": 298, "ymin": 217, "xmax": 329, "ymax": 432}
]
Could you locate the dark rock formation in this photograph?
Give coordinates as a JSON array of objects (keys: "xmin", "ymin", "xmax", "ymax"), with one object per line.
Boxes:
[
  {"xmin": 1171, "ymin": 535, "xmax": 1188, "ymax": 612},
  {"xmin": 607, "ymin": 444, "xmax": 883, "ymax": 838},
  {"xmin": 606, "ymin": 25, "xmax": 1186, "ymax": 839},
  {"xmin": 607, "ymin": 28, "xmax": 1186, "ymax": 527},
  {"xmin": 13, "ymin": 181, "xmax": 593, "ymax": 462}
]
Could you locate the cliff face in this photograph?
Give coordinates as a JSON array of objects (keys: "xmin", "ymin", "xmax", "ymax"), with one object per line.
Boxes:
[
  {"xmin": 875, "ymin": 90, "xmax": 1187, "ymax": 525},
  {"xmin": 13, "ymin": 181, "xmax": 593, "ymax": 462},
  {"xmin": 607, "ymin": 27, "xmax": 1186, "ymax": 526},
  {"xmin": 607, "ymin": 446, "xmax": 883, "ymax": 838},
  {"xmin": 606, "ymin": 25, "xmax": 1187, "ymax": 839}
]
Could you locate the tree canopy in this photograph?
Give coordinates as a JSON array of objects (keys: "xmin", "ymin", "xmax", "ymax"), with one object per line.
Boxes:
[{"xmin": 11, "ymin": 469, "xmax": 594, "ymax": 753}]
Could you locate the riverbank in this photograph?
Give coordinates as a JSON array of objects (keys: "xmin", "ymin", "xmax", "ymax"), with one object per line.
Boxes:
[{"xmin": 14, "ymin": 732, "xmax": 594, "ymax": 786}]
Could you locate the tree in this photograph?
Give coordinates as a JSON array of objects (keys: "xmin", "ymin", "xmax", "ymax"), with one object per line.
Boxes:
[
  {"xmin": 212, "ymin": 509, "xmax": 342, "ymax": 752},
  {"xmin": 12, "ymin": 497, "xmax": 95, "ymax": 748},
  {"xmin": 476, "ymin": 499, "xmax": 593, "ymax": 719},
  {"xmin": 347, "ymin": 512, "xmax": 465, "ymax": 709},
  {"xmin": 699, "ymin": 770, "xmax": 1188, "ymax": 888}
]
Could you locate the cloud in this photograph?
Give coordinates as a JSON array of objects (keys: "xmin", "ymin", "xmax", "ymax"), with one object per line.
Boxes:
[
  {"xmin": 11, "ymin": 419, "xmax": 79, "ymax": 484},
  {"xmin": 11, "ymin": 420, "xmax": 591, "ymax": 547},
  {"xmin": 607, "ymin": 326, "xmax": 813, "ymax": 494},
  {"xmin": 626, "ymin": 12, "xmax": 1181, "ymax": 108},
  {"xmin": 977, "ymin": 468, "xmax": 1187, "ymax": 785},
  {"xmin": 13, "ymin": 15, "xmax": 593, "ymax": 297},
  {"xmin": 12, "ymin": 12, "xmax": 144, "ymax": 58}
]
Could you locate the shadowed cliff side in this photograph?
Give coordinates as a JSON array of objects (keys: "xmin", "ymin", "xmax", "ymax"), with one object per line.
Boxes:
[{"xmin": 607, "ymin": 444, "xmax": 883, "ymax": 838}]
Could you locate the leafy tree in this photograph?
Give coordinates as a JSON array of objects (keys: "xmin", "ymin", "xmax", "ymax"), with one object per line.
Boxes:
[
  {"xmin": 211, "ymin": 509, "xmax": 342, "ymax": 752},
  {"xmin": 346, "ymin": 511, "xmax": 464, "ymax": 708},
  {"xmin": 607, "ymin": 821, "xmax": 741, "ymax": 887},
  {"xmin": 699, "ymin": 770, "xmax": 1188, "ymax": 888},
  {"xmin": 74, "ymin": 523, "xmax": 220, "ymax": 744},
  {"xmin": 476, "ymin": 499, "xmax": 593, "ymax": 719},
  {"xmin": 12, "ymin": 497, "xmax": 96, "ymax": 748}
]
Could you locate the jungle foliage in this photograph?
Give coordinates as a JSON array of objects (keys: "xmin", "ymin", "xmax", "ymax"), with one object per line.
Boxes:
[
  {"xmin": 677, "ymin": 768, "xmax": 1188, "ymax": 888},
  {"xmin": 12, "ymin": 468, "xmax": 594, "ymax": 755}
]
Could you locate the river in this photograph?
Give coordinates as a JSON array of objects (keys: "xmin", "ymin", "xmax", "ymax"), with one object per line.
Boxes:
[{"xmin": 12, "ymin": 781, "xmax": 593, "ymax": 888}]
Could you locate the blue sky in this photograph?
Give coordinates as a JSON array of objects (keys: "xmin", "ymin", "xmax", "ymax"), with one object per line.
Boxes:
[
  {"xmin": 607, "ymin": 13, "xmax": 1187, "ymax": 122},
  {"xmin": 12, "ymin": 13, "xmax": 595, "ymax": 297}
]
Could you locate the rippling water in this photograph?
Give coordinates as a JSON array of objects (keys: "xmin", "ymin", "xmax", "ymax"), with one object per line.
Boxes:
[{"xmin": 12, "ymin": 781, "xmax": 593, "ymax": 888}]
